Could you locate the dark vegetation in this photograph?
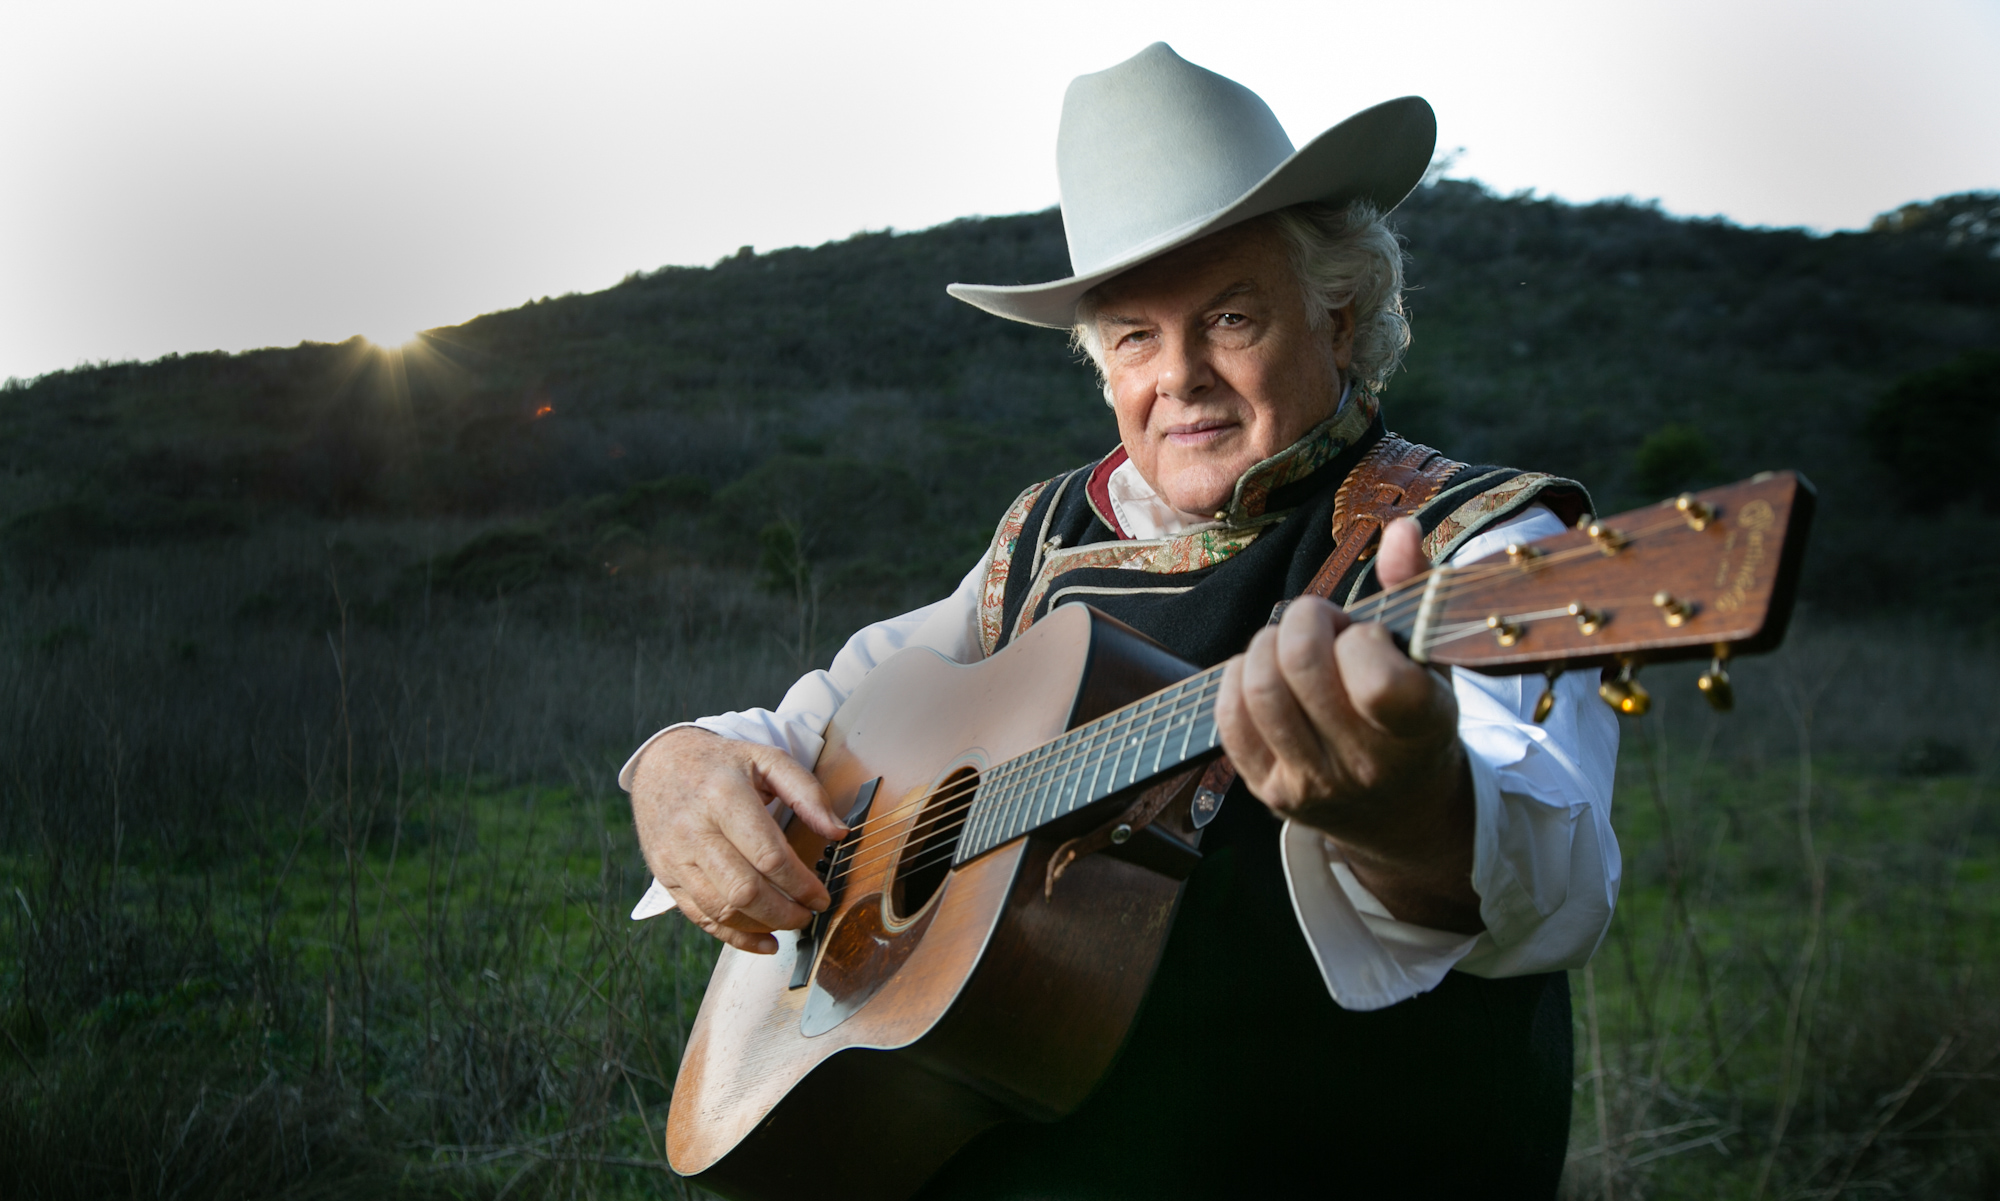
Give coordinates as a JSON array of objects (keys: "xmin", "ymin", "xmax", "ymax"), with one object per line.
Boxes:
[{"xmin": 1, "ymin": 182, "xmax": 1997, "ymax": 1197}]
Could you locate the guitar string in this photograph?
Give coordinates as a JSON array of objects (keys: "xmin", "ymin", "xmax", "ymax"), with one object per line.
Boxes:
[
  {"xmin": 810, "ymin": 509, "xmax": 1704, "ymax": 878},
  {"xmin": 818, "ymin": 694, "xmax": 1221, "ymax": 893},
  {"xmin": 814, "ymin": 514, "xmax": 1684, "ymax": 889},
  {"xmin": 818, "ymin": 684, "xmax": 1223, "ymax": 893},
  {"xmin": 822, "ymin": 667, "xmax": 1215, "ymax": 843},
  {"xmin": 819, "ymin": 514, "xmax": 1659, "ymax": 845},
  {"xmin": 1348, "ymin": 514, "xmax": 1692, "ymax": 635}
]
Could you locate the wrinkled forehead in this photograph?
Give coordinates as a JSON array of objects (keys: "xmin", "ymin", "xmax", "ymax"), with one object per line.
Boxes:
[{"xmin": 1082, "ymin": 218, "xmax": 1291, "ymax": 323}]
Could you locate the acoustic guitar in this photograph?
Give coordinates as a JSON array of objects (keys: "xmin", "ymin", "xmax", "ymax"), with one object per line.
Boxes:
[{"xmin": 666, "ymin": 471, "xmax": 1815, "ymax": 1200}]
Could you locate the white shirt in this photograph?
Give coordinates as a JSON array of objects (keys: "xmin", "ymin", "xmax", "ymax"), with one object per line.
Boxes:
[{"xmin": 620, "ymin": 464, "xmax": 1621, "ymax": 1013}]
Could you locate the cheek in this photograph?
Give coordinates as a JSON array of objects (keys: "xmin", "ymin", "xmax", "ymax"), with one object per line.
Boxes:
[{"xmin": 1106, "ymin": 371, "xmax": 1153, "ymax": 438}]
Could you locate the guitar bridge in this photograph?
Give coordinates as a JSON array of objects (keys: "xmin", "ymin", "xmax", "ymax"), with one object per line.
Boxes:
[{"xmin": 789, "ymin": 777, "xmax": 879, "ymax": 990}]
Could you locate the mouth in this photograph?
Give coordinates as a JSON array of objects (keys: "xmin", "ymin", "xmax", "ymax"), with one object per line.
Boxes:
[{"xmin": 1163, "ymin": 418, "xmax": 1238, "ymax": 448}]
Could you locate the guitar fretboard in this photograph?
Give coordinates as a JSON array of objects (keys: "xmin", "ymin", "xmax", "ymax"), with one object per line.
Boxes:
[
  {"xmin": 950, "ymin": 582, "xmax": 1428, "ymax": 865},
  {"xmin": 951, "ymin": 664, "xmax": 1227, "ymax": 863}
]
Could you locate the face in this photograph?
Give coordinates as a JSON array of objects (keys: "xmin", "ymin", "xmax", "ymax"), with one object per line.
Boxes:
[{"xmin": 1091, "ymin": 221, "xmax": 1355, "ymax": 517}]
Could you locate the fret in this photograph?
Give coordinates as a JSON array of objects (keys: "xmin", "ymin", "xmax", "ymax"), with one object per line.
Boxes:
[
  {"xmin": 1080, "ymin": 722, "xmax": 1113, "ymax": 816},
  {"xmin": 982, "ymin": 763, "xmax": 1016, "ymax": 853},
  {"xmin": 1010, "ymin": 743, "xmax": 1046, "ymax": 845},
  {"xmin": 959, "ymin": 661, "xmax": 1236, "ymax": 862},
  {"xmin": 1064, "ymin": 720, "xmax": 1096, "ymax": 816},
  {"xmin": 1171, "ymin": 683, "xmax": 1200, "ymax": 767},
  {"xmin": 994, "ymin": 749, "xmax": 1039, "ymax": 851},
  {"xmin": 1004, "ymin": 766, "xmax": 1030, "ymax": 850},
  {"xmin": 962, "ymin": 770, "xmax": 993, "ymax": 858},
  {"xmin": 987, "ymin": 757, "xmax": 1022, "ymax": 851},
  {"xmin": 1037, "ymin": 735, "xmax": 1075, "ymax": 830}
]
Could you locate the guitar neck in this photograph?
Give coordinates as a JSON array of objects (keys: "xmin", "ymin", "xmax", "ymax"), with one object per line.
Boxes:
[
  {"xmin": 953, "ymin": 470, "xmax": 1813, "ymax": 861},
  {"xmin": 949, "ymin": 585, "xmax": 1435, "ymax": 863},
  {"xmin": 952, "ymin": 662, "xmax": 1227, "ymax": 862}
]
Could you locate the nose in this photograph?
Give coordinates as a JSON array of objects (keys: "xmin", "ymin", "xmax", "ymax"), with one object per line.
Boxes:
[{"xmin": 1154, "ymin": 327, "xmax": 1215, "ymax": 403}]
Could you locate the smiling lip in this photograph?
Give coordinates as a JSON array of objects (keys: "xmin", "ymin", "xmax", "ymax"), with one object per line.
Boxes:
[{"xmin": 1164, "ymin": 418, "xmax": 1237, "ymax": 447}]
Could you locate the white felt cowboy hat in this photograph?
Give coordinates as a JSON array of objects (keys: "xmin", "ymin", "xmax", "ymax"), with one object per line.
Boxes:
[{"xmin": 948, "ymin": 42, "xmax": 1436, "ymax": 329}]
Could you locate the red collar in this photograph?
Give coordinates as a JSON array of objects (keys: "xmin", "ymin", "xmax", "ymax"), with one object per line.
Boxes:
[{"xmin": 1085, "ymin": 446, "xmax": 1132, "ymax": 539}]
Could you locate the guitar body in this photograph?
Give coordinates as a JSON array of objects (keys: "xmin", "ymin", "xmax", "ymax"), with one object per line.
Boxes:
[
  {"xmin": 666, "ymin": 604, "xmax": 1204, "ymax": 1200},
  {"xmin": 664, "ymin": 471, "xmax": 1818, "ymax": 1200}
]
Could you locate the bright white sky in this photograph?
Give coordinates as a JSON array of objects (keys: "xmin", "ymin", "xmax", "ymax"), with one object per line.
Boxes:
[{"xmin": 3, "ymin": 0, "xmax": 1997, "ymax": 383}]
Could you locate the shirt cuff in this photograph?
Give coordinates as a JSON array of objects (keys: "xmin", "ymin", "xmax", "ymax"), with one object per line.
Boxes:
[
  {"xmin": 632, "ymin": 878, "xmax": 677, "ymax": 920},
  {"xmin": 1280, "ymin": 819, "xmax": 1481, "ymax": 1012}
]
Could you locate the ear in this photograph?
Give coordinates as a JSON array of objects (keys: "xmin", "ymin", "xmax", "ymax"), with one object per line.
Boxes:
[{"xmin": 1327, "ymin": 301, "xmax": 1358, "ymax": 372}]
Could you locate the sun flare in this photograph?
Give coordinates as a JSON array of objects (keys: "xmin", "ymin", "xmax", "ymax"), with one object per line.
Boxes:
[{"xmin": 361, "ymin": 327, "xmax": 422, "ymax": 354}]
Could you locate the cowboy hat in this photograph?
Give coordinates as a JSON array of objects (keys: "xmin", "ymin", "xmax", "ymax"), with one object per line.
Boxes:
[{"xmin": 947, "ymin": 43, "xmax": 1435, "ymax": 329}]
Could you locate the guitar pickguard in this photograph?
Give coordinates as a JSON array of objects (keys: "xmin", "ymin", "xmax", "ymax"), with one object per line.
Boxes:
[{"xmin": 801, "ymin": 891, "xmax": 941, "ymax": 1037}]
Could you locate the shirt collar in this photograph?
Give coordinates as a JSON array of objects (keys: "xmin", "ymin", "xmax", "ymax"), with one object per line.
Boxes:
[{"xmin": 1088, "ymin": 383, "xmax": 1379, "ymax": 540}]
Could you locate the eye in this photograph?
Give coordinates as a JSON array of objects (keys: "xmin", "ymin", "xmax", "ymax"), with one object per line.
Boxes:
[
  {"xmin": 1214, "ymin": 312, "xmax": 1248, "ymax": 327},
  {"xmin": 1116, "ymin": 329, "xmax": 1153, "ymax": 349}
]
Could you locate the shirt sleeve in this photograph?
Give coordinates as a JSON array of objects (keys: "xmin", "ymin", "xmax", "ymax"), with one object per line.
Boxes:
[
  {"xmin": 622, "ymin": 547, "xmax": 991, "ymax": 919},
  {"xmin": 1280, "ymin": 504, "xmax": 1622, "ymax": 1011}
]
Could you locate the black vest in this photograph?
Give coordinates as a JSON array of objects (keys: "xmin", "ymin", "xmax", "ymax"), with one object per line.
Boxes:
[{"xmin": 917, "ymin": 424, "xmax": 1576, "ymax": 1200}]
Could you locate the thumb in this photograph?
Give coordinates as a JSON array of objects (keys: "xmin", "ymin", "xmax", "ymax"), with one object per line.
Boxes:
[
  {"xmin": 751, "ymin": 748, "xmax": 846, "ymax": 840},
  {"xmin": 1375, "ymin": 517, "xmax": 1427, "ymax": 589}
]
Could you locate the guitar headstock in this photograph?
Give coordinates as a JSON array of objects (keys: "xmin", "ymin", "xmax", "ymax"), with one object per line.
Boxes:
[{"xmin": 1406, "ymin": 471, "xmax": 1816, "ymax": 711}]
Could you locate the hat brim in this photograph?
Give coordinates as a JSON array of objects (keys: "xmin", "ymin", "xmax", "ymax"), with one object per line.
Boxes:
[{"xmin": 947, "ymin": 96, "xmax": 1437, "ymax": 329}]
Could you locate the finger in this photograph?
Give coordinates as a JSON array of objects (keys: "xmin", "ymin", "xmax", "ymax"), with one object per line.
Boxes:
[
  {"xmin": 752, "ymin": 749, "xmax": 846, "ymax": 842},
  {"xmin": 1335, "ymin": 622, "xmax": 1457, "ymax": 739},
  {"xmin": 1236, "ymin": 623, "xmax": 1330, "ymax": 783},
  {"xmin": 712, "ymin": 792, "xmax": 832, "ymax": 914},
  {"xmin": 1215, "ymin": 654, "xmax": 1279, "ymax": 784},
  {"xmin": 669, "ymin": 859, "xmax": 776, "ymax": 936},
  {"xmin": 1275, "ymin": 598, "xmax": 1363, "ymax": 743},
  {"xmin": 673, "ymin": 834, "xmax": 815, "ymax": 935},
  {"xmin": 675, "ymin": 889, "xmax": 781, "ymax": 955},
  {"xmin": 1375, "ymin": 516, "xmax": 1427, "ymax": 589}
]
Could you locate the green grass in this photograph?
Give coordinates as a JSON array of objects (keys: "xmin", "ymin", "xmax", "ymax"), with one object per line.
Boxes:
[
  {"xmin": 2, "ymin": 522, "xmax": 1996, "ymax": 1197},
  {"xmin": 3, "ymin": 782, "xmax": 720, "ymax": 1199},
  {"xmin": 1568, "ymin": 703, "xmax": 2000, "ymax": 1197}
]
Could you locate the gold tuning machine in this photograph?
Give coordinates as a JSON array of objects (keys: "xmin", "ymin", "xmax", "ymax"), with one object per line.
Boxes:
[
  {"xmin": 1652, "ymin": 591, "xmax": 1693, "ymax": 627},
  {"xmin": 1533, "ymin": 667, "xmax": 1561, "ymax": 724},
  {"xmin": 1486, "ymin": 614, "xmax": 1522, "ymax": 647},
  {"xmin": 1504, "ymin": 541, "xmax": 1543, "ymax": 568},
  {"xmin": 1599, "ymin": 659, "xmax": 1651, "ymax": 716},
  {"xmin": 1568, "ymin": 602, "xmax": 1605, "ymax": 635},
  {"xmin": 1674, "ymin": 493, "xmax": 1715, "ymax": 531},
  {"xmin": 1585, "ymin": 521, "xmax": 1626, "ymax": 555},
  {"xmin": 1697, "ymin": 644, "xmax": 1734, "ymax": 712}
]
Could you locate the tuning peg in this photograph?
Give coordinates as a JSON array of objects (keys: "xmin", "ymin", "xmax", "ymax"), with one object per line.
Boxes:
[
  {"xmin": 1697, "ymin": 645, "xmax": 1734, "ymax": 712},
  {"xmin": 1568, "ymin": 602, "xmax": 1605, "ymax": 635},
  {"xmin": 1585, "ymin": 521, "xmax": 1627, "ymax": 556},
  {"xmin": 1652, "ymin": 591, "xmax": 1693, "ymax": 627},
  {"xmin": 1674, "ymin": 493, "xmax": 1716, "ymax": 531},
  {"xmin": 1533, "ymin": 667, "xmax": 1560, "ymax": 724},
  {"xmin": 1598, "ymin": 659, "xmax": 1651, "ymax": 716}
]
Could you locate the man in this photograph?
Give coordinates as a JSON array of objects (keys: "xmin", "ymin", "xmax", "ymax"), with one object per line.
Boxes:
[{"xmin": 624, "ymin": 44, "xmax": 1618, "ymax": 1197}]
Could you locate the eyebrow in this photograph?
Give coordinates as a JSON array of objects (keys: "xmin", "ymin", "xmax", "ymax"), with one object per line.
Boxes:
[{"xmin": 1095, "ymin": 280, "xmax": 1260, "ymax": 328}]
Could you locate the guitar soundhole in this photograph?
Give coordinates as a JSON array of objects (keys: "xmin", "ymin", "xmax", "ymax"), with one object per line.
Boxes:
[{"xmin": 889, "ymin": 766, "xmax": 974, "ymax": 921}]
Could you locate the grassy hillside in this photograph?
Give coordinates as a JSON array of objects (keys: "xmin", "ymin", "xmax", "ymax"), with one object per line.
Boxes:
[
  {"xmin": 2, "ymin": 184, "xmax": 1998, "ymax": 1198},
  {"xmin": 4, "ymin": 183, "xmax": 1998, "ymax": 618}
]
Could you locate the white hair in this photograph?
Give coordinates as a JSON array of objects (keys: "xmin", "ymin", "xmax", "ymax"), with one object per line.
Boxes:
[{"xmin": 1070, "ymin": 200, "xmax": 1411, "ymax": 402}]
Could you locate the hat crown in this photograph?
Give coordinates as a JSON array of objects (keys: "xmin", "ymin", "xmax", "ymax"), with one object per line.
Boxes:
[{"xmin": 1057, "ymin": 43, "xmax": 1296, "ymax": 277}]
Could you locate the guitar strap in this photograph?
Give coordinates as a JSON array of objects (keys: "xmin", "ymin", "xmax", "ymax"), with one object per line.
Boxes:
[{"xmin": 1045, "ymin": 434, "xmax": 1464, "ymax": 896}]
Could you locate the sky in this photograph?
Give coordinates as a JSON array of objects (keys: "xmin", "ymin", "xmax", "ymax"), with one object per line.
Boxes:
[{"xmin": 3, "ymin": 0, "xmax": 1997, "ymax": 384}]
